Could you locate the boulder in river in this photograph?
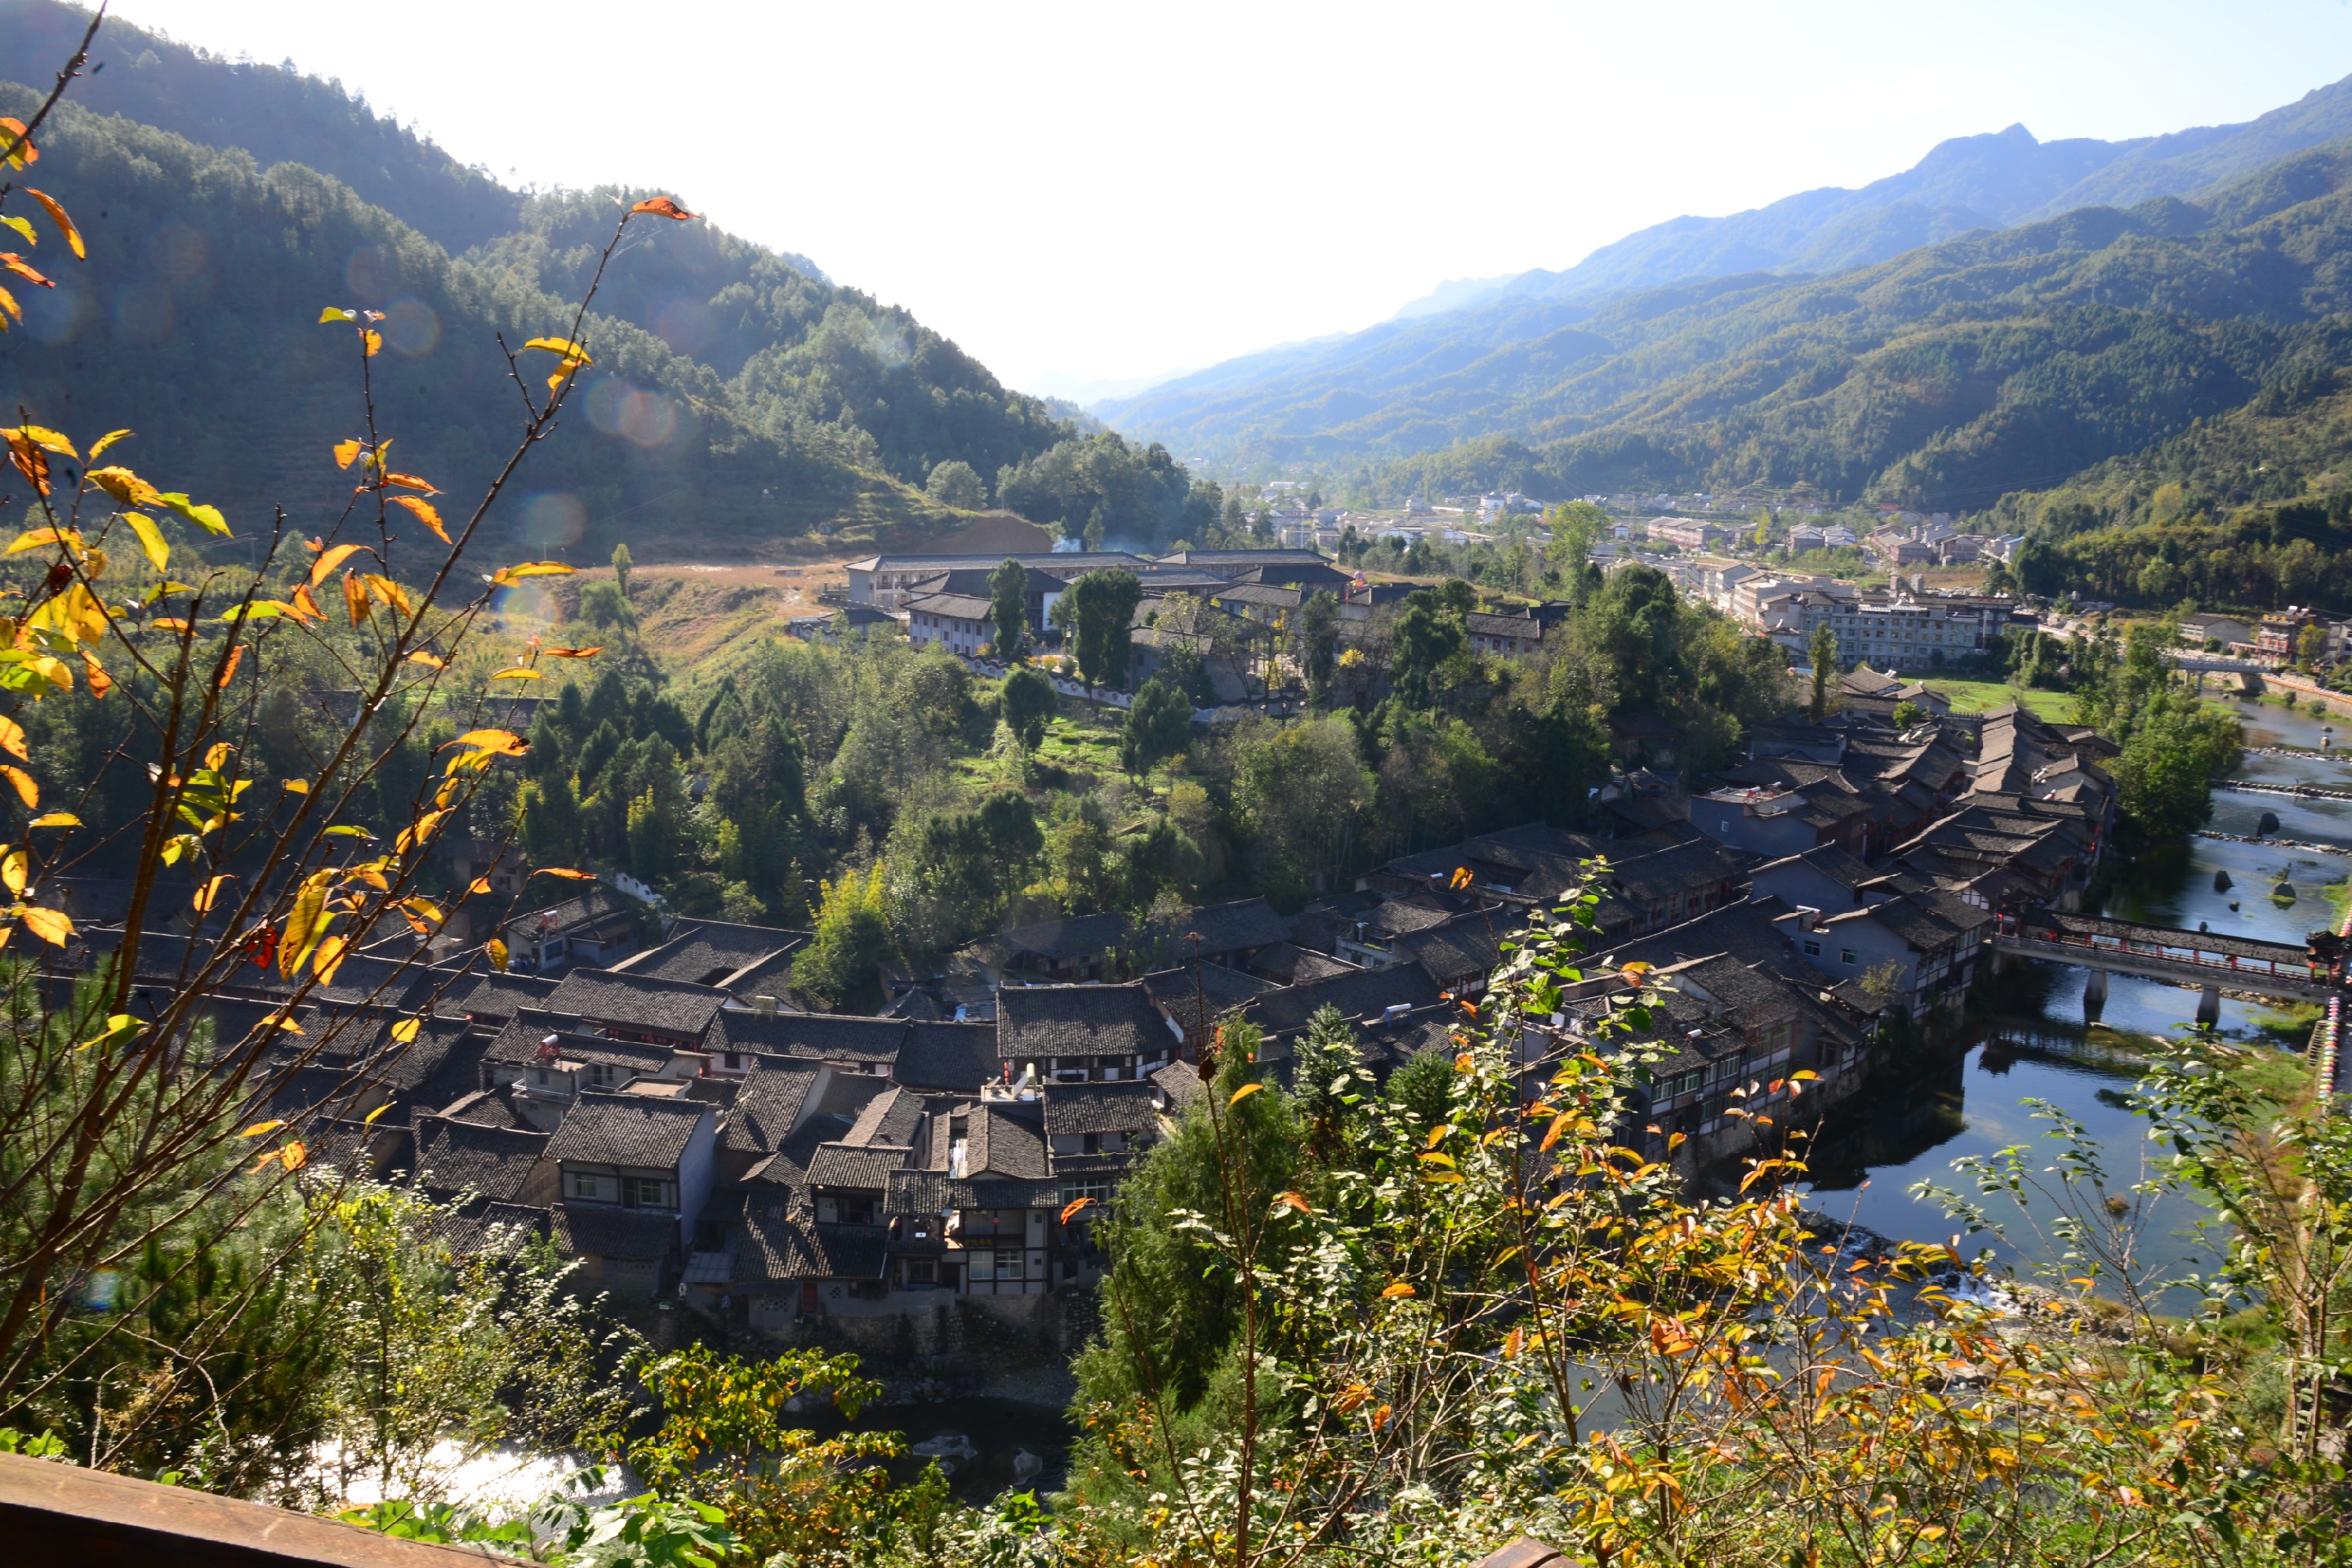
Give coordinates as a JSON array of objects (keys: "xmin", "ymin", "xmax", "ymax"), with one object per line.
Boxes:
[
  {"xmin": 2214, "ymin": 869, "xmax": 2233, "ymax": 892},
  {"xmin": 2259, "ymin": 810, "xmax": 2282, "ymax": 835},
  {"xmin": 2273, "ymin": 880, "xmax": 2298, "ymax": 904}
]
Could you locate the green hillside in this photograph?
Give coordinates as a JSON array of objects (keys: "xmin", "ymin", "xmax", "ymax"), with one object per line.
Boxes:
[
  {"xmin": 0, "ymin": 2, "xmax": 1092, "ymax": 562},
  {"xmin": 1329, "ymin": 137, "xmax": 2352, "ymax": 525}
]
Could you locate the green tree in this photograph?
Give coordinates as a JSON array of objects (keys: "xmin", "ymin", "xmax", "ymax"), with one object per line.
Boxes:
[
  {"xmin": 1388, "ymin": 586, "xmax": 1468, "ymax": 708},
  {"xmin": 1300, "ymin": 589, "xmax": 1341, "ymax": 708},
  {"xmin": 1810, "ymin": 622, "xmax": 1839, "ymax": 721},
  {"xmin": 2296, "ymin": 621, "xmax": 2329, "ymax": 667},
  {"xmin": 2109, "ymin": 695, "xmax": 2243, "ymax": 841},
  {"xmin": 924, "ymin": 458, "xmax": 986, "ymax": 510},
  {"xmin": 1121, "ymin": 677, "xmax": 1193, "ymax": 775},
  {"xmin": 791, "ymin": 862, "xmax": 893, "ymax": 1012},
  {"xmin": 610, "ymin": 540, "xmax": 633, "ymax": 599},
  {"xmin": 1064, "ymin": 568, "xmax": 1144, "ymax": 691},
  {"xmin": 998, "ymin": 664, "xmax": 1058, "ymax": 749},
  {"xmin": 986, "ymin": 555, "xmax": 1027, "ymax": 657},
  {"xmin": 1292, "ymin": 1003, "xmax": 1360, "ymax": 1156}
]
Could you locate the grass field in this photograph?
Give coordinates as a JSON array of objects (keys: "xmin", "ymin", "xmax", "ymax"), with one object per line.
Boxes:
[{"xmin": 1923, "ymin": 679, "xmax": 2076, "ymax": 720}]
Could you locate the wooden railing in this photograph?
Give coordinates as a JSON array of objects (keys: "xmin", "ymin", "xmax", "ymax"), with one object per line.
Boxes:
[{"xmin": 0, "ymin": 1452, "xmax": 484, "ymax": 1566}]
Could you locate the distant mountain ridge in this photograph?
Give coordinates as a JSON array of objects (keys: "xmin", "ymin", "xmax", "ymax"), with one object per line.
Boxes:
[{"xmin": 1102, "ymin": 74, "xmax": 2352, "ymax": 467}]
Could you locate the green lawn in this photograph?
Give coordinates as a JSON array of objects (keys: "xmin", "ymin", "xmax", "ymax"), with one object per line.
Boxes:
[{"xmin": 1923, "ymin": 679, "xmax": 2075, "ymax": 720}]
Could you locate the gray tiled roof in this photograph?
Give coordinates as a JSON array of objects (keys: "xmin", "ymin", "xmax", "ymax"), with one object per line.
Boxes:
[
  {"xmin": 1162, "ymin": 896, "xmax": 1295, "ymax": 956},
  {"xmin": 1246, "ymin": 966, "xmax": 1443, "ymax": 1037},
  {"xmin": 722, "ymin": 1057, "xmax": 824, "ymax": 1155},
  {"xmin": 735, "ymin": 1198, "xmax": 886, "ymax": 1283},
  {"xmin": 845, "ymin": 1086, "xmax": 924, "ymax": 1148},
  {"xmin": 549, "ymin": 1202, "xmax": 676, "ymax": 1262},
  {"xmin": 896, "ymin": 1022, "xmax": 1000, "ymax": 1092},
  {"xmin": 542, "ymin": 971, "xmax": 727, "ymax": 1040},
  {"xmin": 544, "ymin": 1092, "xmax": 708, "ymax": 1169},
  {"xmin": 1042, "ymin": 1080, "xmax": 1161, "ymax": 1136},
  {"xmin": 964, "ymin": 1101, "xmax": 1049, "ymax": 1180},
  {"xmin": 412, "ymin": 1117, "xmax": 550, "ymax": 1202},
  {"xmin": 611, "ymin": 920, "xmax": 810, "ymax": 988},
  {"xmin": 710, "ymin": 1010, "xmax": 905, "ymax": 1064},
  {"xmin": 806, "ymin": 1142, "xmax": 914, "ymax": 1191},
  {"xmin": 434, "ymin": 1201, "xmax": 549, "ymax": 1260},
  {"xmin": 1140, "ymin": 963, "xmax": 1267, "ymax": 1044},
  {"xmin": 977, "ymin": 910, "xmax": 1132, "ymax": 964},
  {"xmin": 997, "ymin": 983, "xmax": 1163, "ymax": 1060},
  {"xmin": 435, "ymin": 971, "xmax": 559, "ymax": 1023}
]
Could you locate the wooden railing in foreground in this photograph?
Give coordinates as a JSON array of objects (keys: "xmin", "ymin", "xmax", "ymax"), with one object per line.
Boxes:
[{"xmin": 0, "ymin": 1452, "xmax": 488, "ymax": 1566}]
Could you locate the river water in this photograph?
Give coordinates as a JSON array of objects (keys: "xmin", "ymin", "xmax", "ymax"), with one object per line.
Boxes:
[{"xmin": 1802, "ymin": 690, "xmax": 2344, "ymax": 1295}]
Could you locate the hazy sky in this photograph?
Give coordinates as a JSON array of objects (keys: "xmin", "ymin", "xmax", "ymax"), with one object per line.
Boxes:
[{"xmin": 112, "ymin": 1, "xmax": 2352, "ymax": 395}]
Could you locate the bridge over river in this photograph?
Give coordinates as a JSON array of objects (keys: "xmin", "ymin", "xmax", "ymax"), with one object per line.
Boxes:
[{"xmin": 1993, "ymin": 908, "xmax": 2343, "ymax": 1024}]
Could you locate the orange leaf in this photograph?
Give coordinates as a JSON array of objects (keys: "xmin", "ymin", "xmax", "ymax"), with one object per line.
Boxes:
[
  {"xmin": 466, "ymin": 877, "xmax": 493, "ymax": 895},
  {"xmin": 81, "ymin": 649, "xmax": 109, "ymax": 699},
  {"xmin": 531, "ymin": 866, "xmax": 595, "ymax": 880},
  {"xmin": 292, "ymin": 583, "xmax": 325, "ymax": 622},
  {"xmin": 382, "ymin": 472, "xmax": 439, "ymax": 494},
  {"xmin": 23, "ymin": 189, "xmax": 82, "ymax": 259},
  {"xmin": 1059, "ymin": 1196, "xmax": 1095, "ymax": 1224},
  {"xmin": 0, "ymin": 117, "xmax": 37, "ymax": 168},
  {"xmin": 630, "ymin": 195, "xmax": 697, "ymax": 220},
  {"xmin": 362, "ymin": 329, "xmax": 381, "ymax": 358},
  {"xmin": 542, "ymin": 645, "xmax": 604, "ymax": 658},
  {"xmin": 1275, "ymin": 1191, "xmax": 1312, "ymax": 1214},
  {"xmin": 332, "ymin": 439, "xmax": 363, "ymax": 470},
  {"xmin": 0, "ymin": 764, "xmax": 36, "ymax": 808},
  {"xmin": 193, "ymin": 873, "xmax": 234, "ymax": 913},
  {"xmin": 0, "ymin": 254, "xmax": 51, "ymax": 288},
  {"xmin": 1380, "ymin": 1281, "xmax": 1416, "ymax": 1298},
  {"xmin": 404, "ymin": 650, "xmax": 446, "ymax": 668},
  {"xmin": 343, "ymin": 571, "xmax": 370, "ymax": 626},
  {"xmin": 388, "ymin": 494, "xmax": 449, "ymax": 545},
  {"xmin": 310, "ymin": 543, "xmax": 368, "ymax": 588},
  {"xmin": 279, "ymin": 1139, "xmax": 308, "ymax": 1171},
  {"xmin": 216, "ymin": 644, "xmax": 243, "ymax": 688},
  {"xmin": 0, "ymin": 715, "xmax": 26, "ymax": 761}
]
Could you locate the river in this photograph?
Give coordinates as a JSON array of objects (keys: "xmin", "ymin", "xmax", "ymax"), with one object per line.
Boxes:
[{"xmin": 1802, "ymin": 689, "xmax": 2342, "ymax": 1297}]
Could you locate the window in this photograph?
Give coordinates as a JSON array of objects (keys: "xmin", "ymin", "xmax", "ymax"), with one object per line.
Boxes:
[
  {"xmin": 1841, "ymin": 948, "xmax": 1859, "ymax": 965},
  {"xmin": 568, "ymin": 1170, "xmax": 605, "ymax": 1201},
  {"xmin": 995, "ymin": 1248, "xmax": 1027, "ymax": 1281},
  {"xmin": 633, "ymin": 1176, "xmax": 672, "ymax": 1208},
  {"xmin": 1802, "ymin": 939, "xmax": 1822, "ymax": 956}
]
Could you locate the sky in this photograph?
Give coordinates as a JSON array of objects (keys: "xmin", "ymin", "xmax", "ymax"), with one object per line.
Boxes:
[{"xmin": 107, "ymin": 1, "xmax": 2352, "ymax": 399}]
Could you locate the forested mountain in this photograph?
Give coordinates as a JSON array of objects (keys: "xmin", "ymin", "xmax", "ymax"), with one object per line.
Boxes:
[
  {"xmin": 0, "ymin": 2, "xmax": 1086, "ymax": 560},
  {"xmin": 1108, "ymin": 77, "xmax": 2352, "ymax": 472},
  {"xmin": 1099, "ymin": 130, "xmax": 2352, "ymax": 553}
]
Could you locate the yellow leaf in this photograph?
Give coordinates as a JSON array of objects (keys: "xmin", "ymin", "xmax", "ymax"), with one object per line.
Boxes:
[
  {"xmin": 388, "ymin": 494, "xmax": 450, "ymax": 545},
  {"xmin": 20, "ymin": 905, "xmax": 69, "ymax": 945},
  {"xmin": 123, "ymin": 512, "xmax": 167, "ymax": 571},
  {"xmin": 28, "ymin": 813, "xmax": 77, "ymax": 827},
  {"xmin": 467, "ymin": 877, "xmax": 493, "ymax": 895},
  {"xmin": 193, "ymin": 873, "xmax": 233, "ymax": 913},
  {"xmin": 87, "ymin": 466, "xmax": 161, "ymax": 508},
  {"xmin": 332, "ymin": 439, "xmax": 363, "ymax": 469},
  {"xmin": 490, "ymin": 666, "xmax": 543, "ymax": 682},
  {"xmin": 280, "ymin": 778, "xmax": 310, "ymax": 795},
  {"xmin": 445, "ymin": 728, "xmax": 526, "ymax": 755},
  {"xmin": 363, "ymin": 1102, "xmax": 392, "ymax": 1127},
  {"xmin": 281, "ymin": 872, "xmax": 331, "ymax": 979},
  {"xmin": 310, "ymin": 543, "xmax": 368, "ymax": 588},
  {"xmin": 204, "ymin": 742, "xmax": 233, "ymax": 770},
  {"xmin": 520, "ymin": 336, "xmax": 592, "ymax": 362},
  {"xmin": 405, "ymin": 650, "xmax": 446, "ymax": 668},
  {"xmin": 0, "ymin": 764, "xmax": 37, "ymax": 808},
  {"xmin": 390, "ymin": 1017, "xmax": 422, "ymax": 1044},
  {"xmin": 1380, "ymin": 1281, "xmax": 1417, "ymax": 1298},
  {"xmin": 492, "ymin": 561, "xmax": 579, "ymax": 586},
  {"xmin": 0, "ymin": 849, "xmax": 24, "ymax": 895},
  {"xmin": 312, "ymin": 933, "xmax": 347, "ymax": 985},
  {"xmin": 362, "ymin": 329, "xmax": 382, "ymax": 358},
  {"xmin": 0, "ymin": 715, "xmax": 24, "ymax": 761},
  {"xmin": 318, "ymin": 306, "xmax": 357, "ymax": 323},
  {"xmin": 1229, "ymin": 1081, "xmax": 1264, "ymax": 1107},
  {"xmin": 279, "ymin": 1139, "xmax": 308, "ymax": 1171},
  {"xmin": 5, "ymin": 526, "xmax": 81, "ymax": 555},
  {"xmin": 87, "ymin": 430, "xmax": 131, "ymax": 460},
  {"xmin": 486, "ymin": 936, "xmax": 510, "ymax": 973},
  {"xmin": 363, "ymin": 575, "xmax": 414, "ymax": 617},
  {"xmin": 239, "ymin": 1120, "xmax": 285, "ymax": 1138},
  {"xmin": 543, "ymin": 645, "xmax": 604, "ymax": 658},
  {"xmin": 20, "ymin": 190, "xmax": 78, "ymax": 258},
  {"xmin": 4, "ymin": 424, "xmax": 75, "ymax": 458},
  {"xmin": 158, "ymin": 492, "xmax": 229, "ymax": 537}
]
